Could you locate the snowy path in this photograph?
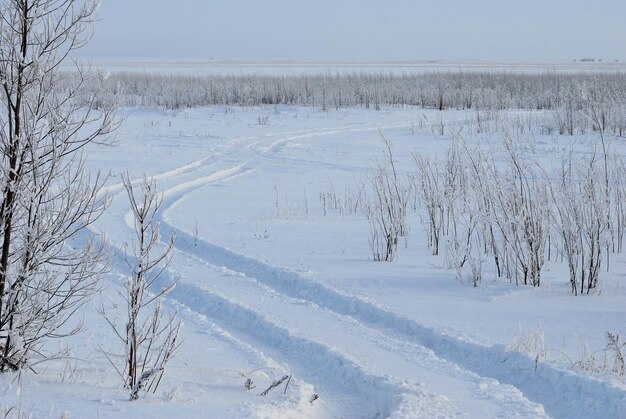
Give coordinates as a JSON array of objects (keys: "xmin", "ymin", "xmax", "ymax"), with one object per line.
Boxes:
[
  {"xmin": 92, "ymin": 109, "xmax": 626, "ymax": 418},
  {"xmin": 164, "ymin": 224, "xmax": 625, "ymax": 419},
  {"xmin": 162, "ymin": 242, "xmax": 546, "ymax": 418}
]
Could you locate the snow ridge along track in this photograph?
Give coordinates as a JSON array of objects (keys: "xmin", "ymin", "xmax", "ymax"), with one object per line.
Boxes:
[
  {"xmin": 163, "ymin": 222, "xmax": 625, "ymax": 419},
  {"xmin": 104, "ymin": 246, "xmax": 423, "ymax": 417}
]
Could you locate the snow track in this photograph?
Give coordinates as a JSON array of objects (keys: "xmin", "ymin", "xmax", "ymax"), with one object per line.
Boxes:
[
  {"xmin": 102, "ymin": 229, "xmax": 544, "ymax": 417},
  {"xmin": 94, "ymin": 113, "xmax": 626, "ymax": 418},
  {"xmin": 106, "ymin": 249, "xmax": 406, "ymax": 417},
  {"xmin": 163, "ymin": 275, "xmax": 431, "ymax": 417},
  {"xmin": 164, "ymin": 225, "xmax": 625, "ymax": 418}
]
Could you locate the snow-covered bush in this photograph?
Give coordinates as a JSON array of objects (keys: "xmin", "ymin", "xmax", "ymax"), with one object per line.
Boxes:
[
  {"xmin": 410, "ymin": 126, "xmax": 624, "ymax": 293},
  {"xmin": 364, "ymin": 135, "xmax": 411, "ymax": 262},
  {"xmin": 413, "ymin": 155, "xmax": 445, "ymax": 256},
  {"xmin": 102, "ymin": 175, "xmax": 180, "ymax": 400},
  {"xmin": 488, "ymin": 133, "xmax": 551, "ymax": 287},
  {"xmin": 550, "ymin": 150, "xmax": 615, "ymax": 294}
]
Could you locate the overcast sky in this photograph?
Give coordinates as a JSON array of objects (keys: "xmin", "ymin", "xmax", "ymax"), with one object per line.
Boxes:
[{"xmin": 81, "ymin": 0, "xmax": 626, "ymax": 62}]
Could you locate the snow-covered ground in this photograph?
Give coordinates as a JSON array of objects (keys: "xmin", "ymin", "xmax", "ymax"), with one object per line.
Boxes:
[{"xmin": 2, "ymin": 105, "xmax": 625, "ymax": 418}]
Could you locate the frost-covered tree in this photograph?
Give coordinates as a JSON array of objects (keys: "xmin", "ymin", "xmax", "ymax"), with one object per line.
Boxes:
[
  {"xmin": 0, "ymin": 0, "xmax": 115, "ymax": 370},
  {"xmin": 115, "ymin": 174, "xmax": 179, "ymax": 400},
  {"xmin": 93, "ymin": 71, "xmax": 626, "ymax": 134}
]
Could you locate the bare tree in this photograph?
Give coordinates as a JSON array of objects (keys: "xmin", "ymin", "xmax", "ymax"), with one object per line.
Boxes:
[
  {"xmin": 105, "ymin": 174, "xmax": 179, "ymax": 400},
  {"xmin": 0, "ymin": 0, "xmax": 115, "ymax": 371}
]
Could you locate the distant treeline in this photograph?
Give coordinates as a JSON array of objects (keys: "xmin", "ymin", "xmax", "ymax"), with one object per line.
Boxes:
[{"xmin": 88, "ymin": 71, "xmax": 626, "ymax": 135}]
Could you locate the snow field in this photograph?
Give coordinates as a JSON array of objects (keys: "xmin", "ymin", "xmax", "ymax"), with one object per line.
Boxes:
[{"xmin": 3, "ymin": 105, "xmax": 626, "ymax": 418}]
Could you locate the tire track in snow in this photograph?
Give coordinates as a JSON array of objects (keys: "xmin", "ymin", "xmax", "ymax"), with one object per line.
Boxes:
[
  {"xmin": 161, "ymin": 225, "xmax": 626, "ymax": 419},
  {"xmin": 148, "ymin": 121, "xmax": 553, "ymax": 417},
  {"xmin": 149, "ymin": 161, "xmax": 540, "ymax": 416},
  {"xmin": 102, "ymin": 117, "xmax": 622, "ymax": 417},
  {"xmin": 93, "ymin": 122, "xmax": 458, "ymax": 417},
  {"xmin": 98, "ymin": 121, "xmax": 354, "ymax": 198},
  {"xmin": 106, "ymin": 118, "xmax": 434, "ymax": 205},
  {"xmin": 105, "ymin": 122, "xmax": 495, "ymax": 416},
  {"xmin": 159, "ymin": 122, "xmax": 420, "ymax": 216},
  {"xmin": 146, "ymin": 279, "xmax": 318, "ymax": 418},
  {"xmin": 98, "ymin": 235, "xmax": 444, "ymax": 418},
  {"xmin": 137, "ymin": 153, "xmax": 428, "ymax": 416},
  {"xmin": 99, "ymin": 152, "xmax": 222, "ymax": 197},
  {"xmin": 168, "ymin": 246, "xmax": 546, "ymax": 418},
  {"xmin": 165, "ymin": 280, "xmax": 443, "ymax": 418},
  {"xmin": 155, "ymin": 114, "xmax": 625, "ymax": 419}
]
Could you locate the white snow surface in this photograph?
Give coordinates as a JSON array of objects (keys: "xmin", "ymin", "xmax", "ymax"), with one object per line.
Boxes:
[{"xmin": 2, "ymin": 105, "xmax": 625, "ymax": 418}]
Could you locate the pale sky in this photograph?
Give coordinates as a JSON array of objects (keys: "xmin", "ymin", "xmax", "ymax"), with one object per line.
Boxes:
[{"xmin": 81, "ymin": 0, "xmax": 626, "ymax": 62}]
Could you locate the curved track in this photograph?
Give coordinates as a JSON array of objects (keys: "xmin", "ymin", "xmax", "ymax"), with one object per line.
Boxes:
[{"xmin": 95, "ymin": 117, "xmax": 626, "ymax": 418}]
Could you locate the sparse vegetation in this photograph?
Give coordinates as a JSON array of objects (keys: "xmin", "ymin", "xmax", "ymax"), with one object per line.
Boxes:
[{"xmin": 90, "ymin": 71, "xmax": 626, "ymax": 137}]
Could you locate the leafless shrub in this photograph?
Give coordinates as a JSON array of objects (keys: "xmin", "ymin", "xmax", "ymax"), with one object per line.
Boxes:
[
  {"xmin": 320, "ymin": 180, "xmax": 366, "ymax": 217},
  {"xmin": 413, "ymin": 155, "xmax": 444, "ymax": 256},
  {"xmin": 103, "ymin": 175, "xmax": 180, "ymax": 400},
  {"xmin": 462, "ymin": 143, "xmax": 505, "ymax": 279},
  {"xmin": 465, "ymin": 247, "xmax": 484, "ymax": 288},
  {"xmin": 364, "ymin": 135, "xmax": 411, "ymax": 261},
  {"xmin": 489, "ymin": 133, "xmax": 551, "ymax": 287},
  {"xmin": 530, "ymin": 331, "xmax": 626, "ymax": 379},
  {"xmin": 412, "ymin": 128, "xmax": 622, "ymax": 294},
  {"xmin": 550, "ymin": 151, "xmax": 608, "ymax": 294}
]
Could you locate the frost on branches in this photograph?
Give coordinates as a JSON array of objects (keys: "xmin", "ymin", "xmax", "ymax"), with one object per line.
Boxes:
[{"xmin": 0, "ymin": 0, "xmax": 116, "ymax": 371}]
